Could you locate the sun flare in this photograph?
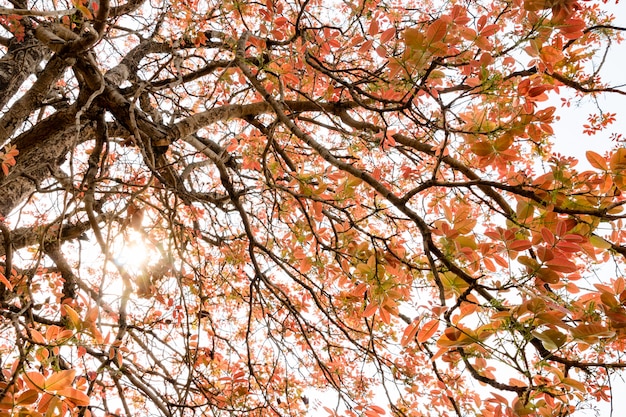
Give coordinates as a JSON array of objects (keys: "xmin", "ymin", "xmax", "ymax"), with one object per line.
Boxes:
[{"xmin": 114, "ymin": 230, "xmax": 150, "ymax": 274}]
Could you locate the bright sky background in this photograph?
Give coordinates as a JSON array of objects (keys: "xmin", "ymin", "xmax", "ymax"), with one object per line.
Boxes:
[
  {"xmin": 551, "ymin": 3, "xmax": 626, "ymax": 416},
  {"xmin": 552, "ymin": 3, "xmax": 626, "ymax": 164}
]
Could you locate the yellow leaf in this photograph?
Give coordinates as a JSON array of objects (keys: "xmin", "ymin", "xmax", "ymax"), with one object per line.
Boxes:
[
  {"xmin": 470, "ymin": 141, "xmax": 493, "ymax": 157},
  {"xmin": 62, "ymin": 305, "xmax": 82, "ymax": 329},
  {"xmin": 44, "ymin": 395, "xmax": 62, "ymax": 417},
  {"xmin": 561, "ymin": 377, "xmax": 586, "ymax": 392},
  {"xmin": 404, "ymin": 28, "xmax": 423, "ymax": 49},
  {"xmin": 494, "ymin": 134, "xmax": 514, "ymax": 152},
  {"xmin": 437, "ymin": 327, "xmax": 475, "ymax": 347},
  {"xmin": 589, "ymin": 235, "xmax": 611, "ymax": 249},
  {"xmin": 531, "ymin": 329, "xmax": 567, "ymax": 350}
]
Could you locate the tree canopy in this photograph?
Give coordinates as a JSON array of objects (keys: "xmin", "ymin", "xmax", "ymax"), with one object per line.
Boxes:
[{"xmin": 0, "ymin": 0, "xmax": 624, "ymax": 416}]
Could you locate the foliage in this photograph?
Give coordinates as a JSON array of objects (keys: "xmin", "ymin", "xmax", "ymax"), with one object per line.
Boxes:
[{"xmin": 0, "ymin": 0, "xmax": 623, "ymax": 416}]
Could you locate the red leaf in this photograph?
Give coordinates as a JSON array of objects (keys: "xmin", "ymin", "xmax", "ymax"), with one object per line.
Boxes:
[
  {"xmin": 274, "ymin": 16, "xmax": 288, "ymax": 27},
  {"xmin": 359, "ymin": 39, "xmax": 374, "ymax": 53},
  {"xmin": 545, "ymin": 257, "xmax": 577, "ymax": 273},
  {"xmin": 368, "ymin": 19, "xmax": 379, "ymax": 36},
  {"xmin": 541, "ymin": 227, "xmax": 555, "ymax": 246},
  {"xmin": 380, "ymin": 27, "xmax": 396, "ymax": 43},
  {"xmin": 509, "ymin": 240, "xmax": 532, "ymax": 252}
]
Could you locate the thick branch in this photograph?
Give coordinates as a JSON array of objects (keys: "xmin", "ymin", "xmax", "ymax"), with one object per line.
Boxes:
[
  {"xmin": 0, "ymin": 54, "xmax": 69, "ymax": 142},
  {"xmin": 0, "ymin": 7, "xmax": 77, "ymax": 16}
]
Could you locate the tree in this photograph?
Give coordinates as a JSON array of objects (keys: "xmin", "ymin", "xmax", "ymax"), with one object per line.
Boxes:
[{"xmin": 0, "ymin": 0, "xmax": 624, "ymax": 415}]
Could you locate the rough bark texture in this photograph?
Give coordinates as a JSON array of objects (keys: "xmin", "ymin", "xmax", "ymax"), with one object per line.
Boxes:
[{"xmin": 0, "ymin": 33, "xmax": 50, "ymax": 110}]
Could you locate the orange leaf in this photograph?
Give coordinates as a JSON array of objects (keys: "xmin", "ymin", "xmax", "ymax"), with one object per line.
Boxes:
[
  {"xmin": 437, "ymin": 331, "xmax": 473, "ymax": 347},
  {"xmin": 559, "ymin": 18, "xmax": 586, "ymax": 34},
  {"xmin": 57, "ymin": 387, "xmax": 90, "ymax": 406},
  {"xmin": 571, "ymin": 323, "xmax": 614, "ymax": 340},
  {"xmin": 479, "ymin": 24, "xmax": 499, "ymax": 37},
  {"xmin": 379, "ymin": 306, "xmax": 391, "ymax": 324},
  {"xmin": 417, "ymin": 319, "xmax": 439, "ymax": 343},
  {"xmin": 0, "ymin": 272, "xmax": 13, "ymax": 291},
  {"xmin": 362, "ymin": 303, "xmax": 378, "ymax": 318},
  {"xmin": 25, "ymin": 371, "xmax": 45, "ymax": 390},
  {"xmin": 610, "ymin": 148, "xmax": 626, "ymax": 171},
  {"xmin": 535, "ymin": 311, "xmax": 568, "ymax": 328},
  {"xmin": 425, "ymin": 18, "xmax": 448, "ymax": 44},
  {"xmin": 540, "ymin": 45, "xmax": 563, "ymax": 64},
  {"xmin": 359, "ymin": 39, "xmax": 374, "ymax": 53},
  {"xmin": 30, "ymin": 329, "xmax": 45, "ymax": 344},
  {"xmin": 594, "ymin": 283, "xmax": 614, "ymax": 294},
  {"xmin": 274, "ymin": 16, "xmax": 288, "ymax": 27},
  {"xmin": 0, "ymin": 393, "xmax": 14, "ymax": 409},
  {"xmin": 40, "ymin": 394, "xmax": 62, "ymax": 416},
  {"xmin": 368, "ymin": 405, "xmax": 386, "ymax": 415},
  {"xmin": 527, "ymin": 85, "xmax": 548, "ymax": 98},
  {"xmin": 586, "ymin": 150, "xmax": 608, "ymax": 170},
  {"xmin": 45, "ymin": 370, "xmax": 76, "ymax": 391},
  {"xmin": 401, "ymin": 319, "xmax": 420, "ymax": 346},
  {"xmin": 489, "ymin": 391, "xmax": 510, "ymax": 405},
  {"xmin": 16, "ymin": 389, "xmax": 39, "ymax": 405}
]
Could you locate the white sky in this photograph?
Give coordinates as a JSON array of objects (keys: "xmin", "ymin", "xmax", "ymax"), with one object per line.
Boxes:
[
  {"xmin": 551, "ymin": 3, "xmax": 626, "ymax": 165},
  {"xmin": 551, "ymin": 3, "xmax": 626, "ymax": 416}
]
